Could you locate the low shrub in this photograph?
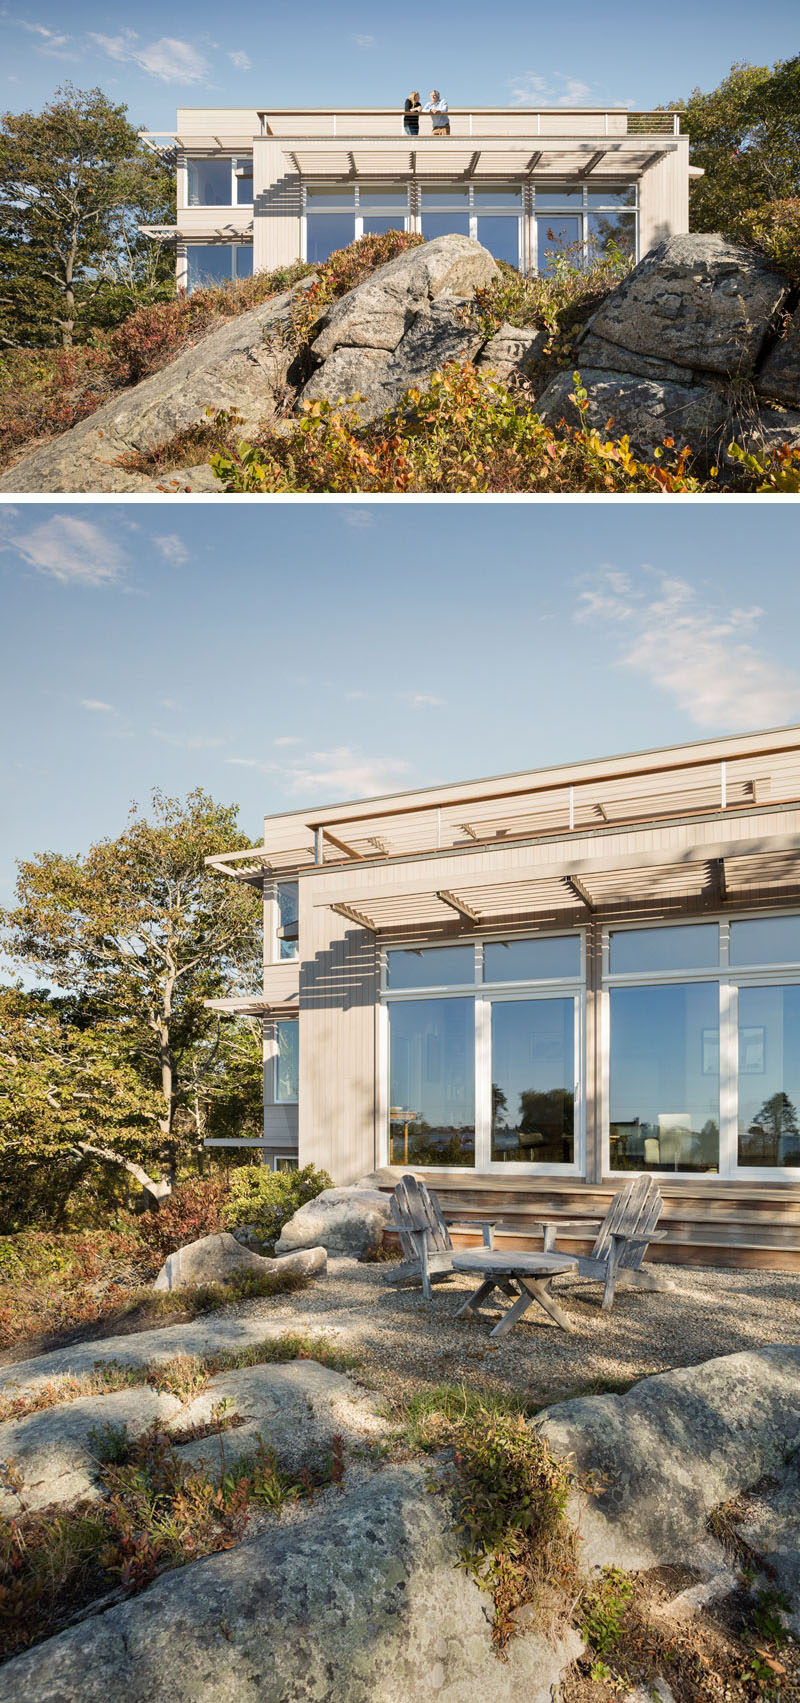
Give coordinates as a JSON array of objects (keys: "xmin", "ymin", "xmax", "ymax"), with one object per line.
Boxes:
[
  {"xmin": 729, "ymin": 198, "xmax": 800, "ymax": 283},
  {"xmin": 0, "ymin": 1421, "xmax": 339, "ymax": 1659},
  {"xmin": 135, "ymin": 1173, "xmax": 231, "ymax": 1263},
  {"xmin": 211, "ymin": 363, "xmax": 706, "ymax": 494},
  {"xmin": 449, "ymin": 1408, "xmax": 580, "ymax": 1652},
  {"xmin": 221, "ymin": 1162, "xmax": 332, "ymax": 1252},
  {"xmin": 471, "ymin": 240, "xmax": 632, "ymax": 345}
]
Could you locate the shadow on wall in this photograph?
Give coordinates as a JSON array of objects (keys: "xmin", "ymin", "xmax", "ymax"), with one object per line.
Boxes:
[
  {"xmin": 253, "ymin": 175, "xmax": 303, "ymax": 220},
  {"xmin": 300, "ymin": 926, "xmax": 378, "ymax": 1011}
]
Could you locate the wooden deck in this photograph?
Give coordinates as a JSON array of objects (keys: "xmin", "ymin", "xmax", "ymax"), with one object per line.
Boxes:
[{"xmin": 375, "ymin": 1170, "xmax": 800, "ymax": 1272}]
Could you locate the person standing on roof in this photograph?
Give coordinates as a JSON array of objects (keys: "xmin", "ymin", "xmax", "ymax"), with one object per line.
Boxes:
[
  {"xmin": 424, "ymin": 90, "xmax": 450, "ymax": 137},
  {"xmin": 403, "ymin": 91, "xmax": 422, "ymax": 135}
]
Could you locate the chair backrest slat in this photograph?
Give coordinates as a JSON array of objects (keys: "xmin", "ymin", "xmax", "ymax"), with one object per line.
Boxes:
[
  {"xmin": 592, "ymin": 1175, "xmax": 663, "ymax": 1268},
  {"xmin": 390, "ymin": 1174, "xmax": 452, "ymax": 1259}
]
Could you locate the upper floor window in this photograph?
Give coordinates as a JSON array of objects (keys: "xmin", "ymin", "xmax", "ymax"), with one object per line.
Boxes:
[
  {"xmin": 277, "ymin": 882, "xmax": 299, "ymax": 960},
  {"xmin": 187, "ymin": 156, "xmax": 253, "ymax": 208},
  {"xmin": 275, "ymin": 1019, "xmax": 299, "ymax": 1102}
]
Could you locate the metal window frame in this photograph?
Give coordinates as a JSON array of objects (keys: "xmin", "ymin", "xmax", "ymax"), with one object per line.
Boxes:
[{"xmin": 186, "ymin": 153, "xmax": 253, "ymax": 209}]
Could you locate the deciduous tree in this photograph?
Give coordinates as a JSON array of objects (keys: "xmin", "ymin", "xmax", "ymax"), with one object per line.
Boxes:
[
  {"xmin": 668, "ymin": 57, "xmax": 800, "ymax": 232},
  {"xmin": 0, "ymin": 83, "xmax": 174, "ymax": 349},
  {"xmin": 2, "ymin": 790, "xmax": 262, "ymax": 1184}
]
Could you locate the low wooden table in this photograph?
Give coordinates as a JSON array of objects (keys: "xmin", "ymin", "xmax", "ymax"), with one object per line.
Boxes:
[{"xmin": 451, "ymin": 1249, "xmax": 578, "ymax": 1338}]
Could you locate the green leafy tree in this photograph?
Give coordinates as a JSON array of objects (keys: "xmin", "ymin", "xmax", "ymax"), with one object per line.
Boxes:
[
  {"xmin": 0, "ymin": 83, "xmax": 175, "ymax": 349},
  {"xmin": 1, "ymin": 789, "xmax": 262, "ymax": 1184},
  {"xmin": 0, "ymin": 984, "xmax": 160, "ymax": 1229},
  {"xmin": 668, "ymin": 57, "xmax": 800, "ymax": 232},
  {"xmin": 746, "ymin": 1091, "xmax": 800, "ymax": 1164}
]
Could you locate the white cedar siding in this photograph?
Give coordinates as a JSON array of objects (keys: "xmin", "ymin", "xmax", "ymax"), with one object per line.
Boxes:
[
  {"xmin": 253, "ymin": 138, "xmax": 303, "ymax": 271},
  {"xmin": 638, "ymin": 139, "xmax": 690, "ymax": 254},
  {"xmin": 298, "ymin": 883, "xmax": 378, "ymax": 1184}
]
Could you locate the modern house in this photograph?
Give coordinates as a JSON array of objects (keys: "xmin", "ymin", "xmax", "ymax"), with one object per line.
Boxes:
[
  {"xmin": 205, "ymin": 726, "xmax": 800, "ymax": 1271},
  {"xmin": 141, "ymin": 104, "xmax": 694, "ymax": 293}
]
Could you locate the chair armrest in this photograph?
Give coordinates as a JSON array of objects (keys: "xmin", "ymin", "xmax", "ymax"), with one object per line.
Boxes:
[
  {"xmin": 535, "ymin": 1218, "xmax": 602, "ymax": 1254},
  {"xmin": 445, "ymin": 1216, "xmax": 499, "ymax": 1248}
]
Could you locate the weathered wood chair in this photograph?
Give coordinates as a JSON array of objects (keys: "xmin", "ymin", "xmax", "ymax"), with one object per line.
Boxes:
[
  {"xmin": 389, "ymin": 1174, "xmax": 500, "ymax": 1301},
  {"xmin": 536, "ymin": 1174, "xmax": 670, "ymax": 1312}
]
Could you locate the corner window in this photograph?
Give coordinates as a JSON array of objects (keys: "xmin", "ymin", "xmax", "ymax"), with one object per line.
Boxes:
[
  {"xmin": 277, "ymin": 882, "xmax": 299, "ymax": 960},
  {"xmin": 275, "ymin": 1020, "xmax": 299, "ymax": 1102},
  {"xmin": 187, "ymin": 156, "xmax": 253, "ymax": 207}
]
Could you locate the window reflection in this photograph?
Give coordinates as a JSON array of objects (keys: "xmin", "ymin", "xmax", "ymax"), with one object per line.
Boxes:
[
  {"xmin": 609, "ymin": 983, "xmax": 719, "ymax": 1172},
  {"xmin": 420, "ymin": 213, "xmax": 471, "ymax": 240},
  {"xmin": 386, "ymin": 946, "xmax": 473, "ymax": 989},
  {"xmin": 187, "ymin": 159, "xmax": 231, "ymax": 206},
  {"xmin": 609, "ymin": 923, "xmax": 718, "ymax": 974},
  {"xmin": 491, "ymin": 999, "xmax": 574, "ymax": 1164},
  {"xmin": 476, "ymin": 216, "xmax": 520, "ymax": 266},
  {"xmin": 306, "ymin": 214, "xmax": 356, "ymax": 262},
  {"xmin": 730, "ymin": 916, "xmax": 800, "ymax": 967},
  {"xmin": 537, "ymin": 216, "xmax": 581, "ymax": 274},
  {"xmin": 277, "ymin": 882, "xmax": 298, "ymax": 960},
  {"xmin": 484, "ymin": 936, "xmax": 580, "ymax": 983},
  {"xmin": 738, "ymin": 985, "xmax": 800, "ymax": 1167},
  {"xmin": 389, "ymin": 997, "xmax": 475, "ymax": 1167},
  {"xmin": 276, "ymin": 1020, "xmax": 299, "ymax": 1103}
]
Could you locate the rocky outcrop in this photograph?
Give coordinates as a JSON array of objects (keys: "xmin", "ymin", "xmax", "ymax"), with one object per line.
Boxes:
[
  {"xmin": 477, "ymin": 322, "xmax": 545, "ymax": 383},
  {"xmin": 0, "ymin": 280, "xmax": 315, "ymax": 494},
  {"xmin": 0, "ymin": 1464, "xmax": 581, "ymax": 1703},
  {"xmin": 274, "ymin": 1186, "xmax": 392, "ymax": 1258},
  {"xmin": 296, "ymin": 235, "xmax": 499, "ymax": 420},
  {"xmin": 536, "ymin": 1343, "xmax": 800, "ymax": 1586},
  {"xmin": 537, "ymin": 234, "xmax": 800, "ymax": 462},
  {"xmin": 153, "ymin": 1231, "xmax": 326, "ymax": 1291}
]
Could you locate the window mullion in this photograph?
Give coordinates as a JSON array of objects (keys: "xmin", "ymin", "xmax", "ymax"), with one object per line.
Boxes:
[
  {"xmin": 719, "ymin": 981, "xmax": 737, "ymax": 1178},
  {"xmin": 475, "ymin": 997, "xmax": 491, "ymax": 1171}
]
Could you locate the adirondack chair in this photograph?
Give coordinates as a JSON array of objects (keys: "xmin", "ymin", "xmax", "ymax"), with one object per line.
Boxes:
[
  {"xmin": 536, "ymin": 1175, "xmax": 669, "ymax": 1312},
  {"xmin": 389, "ymin": 1174, "xmax": 500, "ymax": 1301}
]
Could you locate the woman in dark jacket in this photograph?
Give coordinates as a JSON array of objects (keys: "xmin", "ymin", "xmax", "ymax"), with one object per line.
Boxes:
[{"xmin": 403, "ymin": 92, "xmax": 421, "ymax": 136}]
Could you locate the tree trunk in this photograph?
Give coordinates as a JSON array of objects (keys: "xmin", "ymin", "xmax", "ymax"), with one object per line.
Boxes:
[{"xmin": 73, "ymin": 1142, "xmax": 172, "ymax": 1204}]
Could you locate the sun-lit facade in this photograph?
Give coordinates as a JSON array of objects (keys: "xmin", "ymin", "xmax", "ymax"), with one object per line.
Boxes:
[
  {"xmin": 140, "ymin": 104, "xmax": 692, "ymax": 292},
  {"xmin": 206, "ymin": 726, "xmax": 800, "ymax": 1271}
]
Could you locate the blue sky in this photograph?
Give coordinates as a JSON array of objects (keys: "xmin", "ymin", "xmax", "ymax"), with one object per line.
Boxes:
[
  {"xmin": 2, "ymin": 502, "xmax": 800, "ymax": 916},
  {"xmin": 1, "ymin": 2, "xmax": 797, "ymax": 127}
]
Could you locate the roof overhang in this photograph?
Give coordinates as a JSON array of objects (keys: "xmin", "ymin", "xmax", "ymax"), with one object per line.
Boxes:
[
  {"xmin": 284, "ymin": 139, "xmax": 674, "ymax": 182},
  {"xmin": 323, "ymin": 834, "xmax": 800, "ymax": 937}
]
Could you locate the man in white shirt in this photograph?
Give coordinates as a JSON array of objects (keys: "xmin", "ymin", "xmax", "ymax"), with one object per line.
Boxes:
[{"xmin": 424, "ymin": 91, "xmax": 450, "ymax": 137}]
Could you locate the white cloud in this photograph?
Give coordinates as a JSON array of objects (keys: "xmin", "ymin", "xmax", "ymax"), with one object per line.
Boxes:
[
  {"xmin": 273, "ymin": 736, "xmax": 301, "ymax": 747},
  {"xmin": 89, "ymin": 30, "xmax": 209, "ymax": 83},
  {"xmin": 283, "ymin": 746, "xmax": 410, "ymax": 799},
  {"xmin": 8, "ymin": 18, "xmax": 74, "ymax": 56},
  {"xmin": 7, "ymin": 516, "xmax": 127, "ymax": 586},
  {"xmin": 152, "ymin": 533, "xmax": 190, "ymax": 565},
  {"xmin": 575, "ymin": 571, "xmax": 800, "ymax": 730},
  {"xmin": 228, "ymin": 49, "xmax": 252, "ymax": 70},
  {"xmin": 351, "ymin": 33, "xmax": 376, "ymax": 48},
  {"xmin": 509, "ymin": 70, "xmax": 592, "ymax": 107},
  {"xmin": 401, "ymin": 692, "xmax": 445, "ymax": 708},
  {"xmin": 342, "ymin": 508, "xmax": 374, "ymax": 528},
  {"xmin": 81, "ymin": 699, "xmax": 117, "ymax": 714}
]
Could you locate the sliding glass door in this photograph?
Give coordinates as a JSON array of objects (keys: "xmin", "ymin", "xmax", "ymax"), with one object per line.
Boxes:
[{"xmin": 490, "ymin": 997, "xmax": 576, "ymax": 1166}]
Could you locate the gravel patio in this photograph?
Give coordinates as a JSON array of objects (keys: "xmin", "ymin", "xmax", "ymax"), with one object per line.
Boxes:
[{"xmin": 232, "ymin": 1255, "xmax": 800, "ymax": 1412}]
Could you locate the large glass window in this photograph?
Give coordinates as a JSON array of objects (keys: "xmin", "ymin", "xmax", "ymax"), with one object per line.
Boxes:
[
  {"xmin": 421, "ymin": 212, "xmax": 470, "ymax": 240},
  {"xmin": 389, "ymin": 997, "xmax": 475, "ymax": 1166},
  {"xmin": 730, "ymin": 915, "xmax": 800, "ymax": 966},
  {"xmin": 277, "ymin": 882, "xmax": 299, "ymax": 960},
  {"xmin": 477, "ymin": 217, "xmax": 520, "ymax": 265},
  {"xmin": 491, "ymin": 999, "xmax": 574, "ymax": 1164},
  {"xmin": 484, "ymin": 936, "xmax": 580, "ymax": 983},
  {"xmin": 588, "ymin": 210, "xmax": 636, "ymax": 260},
  {"xmin": 609, "ymin": 982, "xmax": 720, "ymax": 1173},
  {"xmin": 386, "ymin": 945, "xmax": 474, "ymax": 989},
  {"xmin": 186, "ymin": 244, "xmax": 252, "ymax": 291},
  {"xmin": 537, "ymin": 215, "xmax": 581, "ymax": 274},
  {"xmin": 307, "ymin": 214, "xmax": 356, "ymax": 263},
  {"xmin": 737, "ymin": 986, "xmax": 800, "ymax": 1167},
  {"xmin": 609, "ymin": 923, "xmax": 719, "ymax": 975},
  {"xmin": 275, "ymin": 1020, "xmax": 299, "ymax": 1103},
  {"xmin": 187, "ymin": 159, "xmax": 232, "ymax": 206}
]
